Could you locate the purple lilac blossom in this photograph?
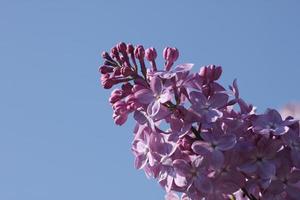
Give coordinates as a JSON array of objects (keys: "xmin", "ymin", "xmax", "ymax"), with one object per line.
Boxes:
[{"xmin": 99, "ymin": 42, "xmax": 300, "ymax": 200}]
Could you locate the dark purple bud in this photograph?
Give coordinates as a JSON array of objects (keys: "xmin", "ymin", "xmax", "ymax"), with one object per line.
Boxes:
[
  {"xmin": 101, "ymin": 73, "xmax": 110, "ymax": 81},
  {"xmin": 99, "ymin": 65, "xmax": 114, "ymax": 74},
  {"xmin": 120, "ymin": 55, "xmax": 126, "ymax": 63},
  {"xmin": 113, "ymin": 101, "xmax": 127, "ymax": 114},
  {"xmin": 163, "ymin": 47, "xmax": 179, "ymax": 63},
  {"xmin": 109, "ymin": 89, "xmax": 123, "ymax": 104},
  {"xmin": 113, "ymin": 100, "xmax": 126, "ymax": 109},
  {"xmin": 145, "ymin": 47, "xmax": 157, "ymax": 61},
  {"xmin": 111, "ymin": 46, "xmax": 119, "ymax": 58},
  {"xmin": 121, "ymin": 66, "xmax": 133, "ymax": 77},
  {"xmin": 104, "ymin": 60, "xmax": 115, "ymax": 66},
  {"xmin": 205, "ymin": 65, "xmax": 214, "ymax": 79},
  {"xmin": 199, "ymin": 65, "xmax": 223, "ymax": 82},
  {"xmin": 127, "ymin": 44, "xmax": 134, "ymax": 54},
  {"xmin": 102, "ymin": 78, "xmax": 114, "ymax": 89},
  {"xmin": 122, "ymin": 82, "xmax": 133, "ymax": 93},
  {"xmin": 113, "ymin": 114, "xmax": 128, "ymax": 126},
  {"xmin": 213, "ymin": 66, "xmax": 222, "ymax": 80},
  {"xmin": 101, "ymin": 51, "xmax": 111, "ymax": 60},
  {"xmin": 117, "ymin": 42, "xmax": 127, "ymax": 54},
  {"xmin": 133, "ymin": 78, "xmax": 148, "ymax": 88},
  {"xmin": 112, "ymin": 68, "xmax": 121, "ymax": 76},
  {"xmin": 117, "ymin": 42, "xmax": 127, "ymax": 53},
  {"xmin": 180, "ymin": 136, "xmax": 193, "ymax": 151},
  {"xmin": 134, "ymin": 45, "xmax": 145, "ymax": 60}
]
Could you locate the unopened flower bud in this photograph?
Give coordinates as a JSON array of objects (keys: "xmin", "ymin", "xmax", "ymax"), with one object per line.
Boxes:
[
  {"xmin": 163, "ymin": 47, "xmax": 179, "ymax": 63},
  {"xmin": 100, "ymin": 73, "xmax": 110, "ymax": 81},
  {"xmin": 111, "ymin": 46, "xmax": 119, "ymax": 58},
  {"xmin": 117, "ymin": 42, "xmax": 127, "ymax": 54},
  {"xmin": 145, "ymin": 47, "xmax": 157, "ymax": 61},
  {"xmin": 122, "ymin": 82, "xmax": 133, "ymax": 93},
  {"xmin": 101, "ymin": 51, "xmax": 111, "ymax": 60},
  {"xmin": 104, "ymin": 60, "xmax": 113, "ymax": 66},
  {"xmin": 109, "ymin": 89, "xmax": 123, "ymax": 104},
  {"xmin": 134, "ymin": 45, "xmax": 145, "ymax": 60},
  {"xmin": 99, "ymin": 65, "xmax": 114, "ymax": 74},
  {"xmin": 112, "ymin": 68, "xmax": 121, "ymax": 76},
  {"xmin": 199, "ymin": 65, "xmax": 222, "ymax": 82},
  {"xmin": 113, "ymin": 114, "xmax": 128, "ymax": 126},
  {"xmin": 213, "ymin": 66, "xmax": 222, "ymax": 80},
  {"xmin": 113, "ymin": 101, "xmax": 127, "ymax": 115},
  {"xmin": 180, "ymin": 136, "xmax": 193, "ymax": 151},
  {"xmin": 102, "ymin": 78, "xmax": 114, "ymax": 89},
  {"xmin": 127, "ymin": 44, "xmax": 134, "ymax": 54},
  {"xmin": 120, "ymin": 55, "xmax": 126, "ymax": 63},
  {"xmin": 121, "ymin": 66, "xmax": 133, "ymax": 77}
]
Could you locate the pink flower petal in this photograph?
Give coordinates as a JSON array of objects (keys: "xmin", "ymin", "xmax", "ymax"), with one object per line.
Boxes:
[
  {"xmin": 150, "ymin": 76, "xmax": 163, "ymax": 95},
  {"xmin": 135, "ymin": 89, "xmax": 154, "ymax": 104}
]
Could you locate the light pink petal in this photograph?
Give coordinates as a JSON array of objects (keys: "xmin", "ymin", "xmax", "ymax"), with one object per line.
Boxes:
[
  {"xmin": 165, "ymin": 192, "xmax": 180, "ymax": 200},
  {"xmin": 150, "ymin": 76, "xmax": 163, "ymax": 95},
  {"xmin": 181, "ymin": 193, "xmax": 190, "ymax": 200},
  {"xmin": 165, "ymin": 175, "xmax": 174, "ymax": 192},
  {"xmin": 147, "ymin": 100, "xmax": 161, "ymax": 117},
  {"xmin": 134, "ymin": 154, "xmax": 148, "ymax": 169},
  {"xmin": 192, "ymin": 141, "xmax": 214, "ymax": 155},
  {"xmin": 148, "ymin": 153, "xmax": 156, "ymax": 166},
  {"xmin": 133, "ymin": 110, "xmax": 147, "ymax": 124},
  {"xmin": 173, "ymin": 159, "xmax": 191, "ymax": 177},
  {"xmin": 135, "ymin": 89, "xmax": 154, "ymax": 104},
  {"xmin": 174, "ymin": 63, "xmax": 194, "ymax": 72},
  {"xmin": 135, "ymin": 140, "xmax": 147, "ymax": 153},
  {"xmin": 192, "ymin": 156, "xmax": 204, "ymax": 169},
  {"xmin": 159, "ymin": 90, "xmax": 172, "ymax": 103},
  {"xmin": 159, "ymin": 71, "xmax": 176, "ymax": 79},
  {"xmin": 174, "ymin": 175, "xmax": 188, "ymax": 187}
]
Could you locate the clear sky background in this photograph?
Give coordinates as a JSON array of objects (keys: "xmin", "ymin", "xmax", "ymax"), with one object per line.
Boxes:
[{"xmin": 1, "ymin": 1, "xmax": 300, "ymax": 200}]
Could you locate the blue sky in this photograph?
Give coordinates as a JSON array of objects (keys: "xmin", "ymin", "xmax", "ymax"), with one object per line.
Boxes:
[{"xmin": 0, "ymin": 1, "xmax": 300, "ymax": 200}]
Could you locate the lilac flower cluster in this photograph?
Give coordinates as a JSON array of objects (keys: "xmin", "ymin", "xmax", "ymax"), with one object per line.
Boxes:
[{"xmin": 99, "ymin": 42, "xmax": 300, "ymax": 200}]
